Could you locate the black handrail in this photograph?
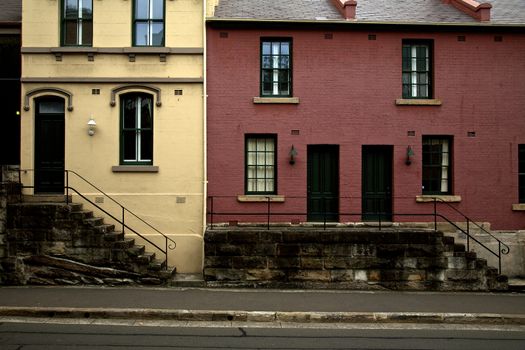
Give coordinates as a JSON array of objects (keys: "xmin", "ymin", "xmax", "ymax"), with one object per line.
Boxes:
[
  {"xmin": 206, "ymin": 195, "xmax": 510, "ymax": 274},
  {"xmin": 19, "ymin": 169, "xmax": 176, "ymax": 269}
]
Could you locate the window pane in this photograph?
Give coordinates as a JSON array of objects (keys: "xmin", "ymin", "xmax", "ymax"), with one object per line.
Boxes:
[
  {"xmin": 123, "ymin": 97, "xmax": 137, "ymax": 128},
  {"xmin": 65, "ymin": 0, "xmax": 78, "ymax": 18},
  {"xmin": 141, "ymin": 97, "xmax": 153, "ymax": 128},
  {"xmin": 64, "ymin": 20, "xmax": 78, "ymax": 45},
  {"xmin": 123, "ymin": 130, "xmax": 137, "ymax": 161},
  {"xmin": 262, "ymin": 56, "xmax": 272, "ymax": 69},
  {"xmin": 272, "ymin": 42, "xmax": 280, "ymax": 55},
  {"xmin": 82, "ymin": 0, "xmax": 93, "ymax": 18},
  {"xmin": 140, "ymin": 130, "xmax": 153, "ymax": 161},
  {"xmin": 262, "ymin": 42, "xmax": 271, "ymax": 55},
  {"xmin": 152, "ymin": 0, "xmax": 164, "ymax": 19},
  {"xmin": 151, "ymin": 23, "xmax": 164, "ymax": 46},
  {"xmin": 281, "ymin": 42, "xmax": 289, "ymax": 55},
  {"xmin": 279, "ymin": 56, "xmax": 289, "ymax": 69},
  {"xmin": 135, "ymin": 0, "xmax": 148, "ymax": 19},
  {"xmin": 81, "ymin": 20, "xmax": 93, "ymax": 45},
  {"xmin": 134, "ymin": 22, "xmax": 148, "ymax": 46},
  {"xmin": 39, "ymin": 101, "xmax": 65, "ymax": 114}
]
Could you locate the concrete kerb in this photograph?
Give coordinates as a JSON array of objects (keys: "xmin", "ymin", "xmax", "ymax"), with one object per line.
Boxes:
[{"xmin": 0, "ymin": 307, "xmax": 524, "ymax": 325}]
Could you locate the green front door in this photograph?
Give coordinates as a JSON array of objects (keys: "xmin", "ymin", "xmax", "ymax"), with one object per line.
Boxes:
[
  {"xmin": 307, "ymin": 145, "xmax": 339, "ymax": 222},
  {"xmin": 34, "ymin": 98, "xmax": 65, "ymax": 194},
  {"xmin": 362, "ymin": 146, "xmax": 392, "ymax": 221}
]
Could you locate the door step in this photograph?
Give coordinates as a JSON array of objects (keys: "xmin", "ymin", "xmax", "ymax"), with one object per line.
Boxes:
[{"xmin": 22, "ymin": 194, "xmax": 70, "ymax": 203}]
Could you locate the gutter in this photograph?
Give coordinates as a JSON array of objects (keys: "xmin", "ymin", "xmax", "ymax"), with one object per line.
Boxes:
[{"xmin": 206, "ymin": 17, "xmax": 525, "ymax": 29}]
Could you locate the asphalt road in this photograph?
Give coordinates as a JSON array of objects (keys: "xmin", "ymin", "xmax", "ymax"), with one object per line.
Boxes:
[
  {"xmin": 1, "ymin": 286, "xmax": 524, "ymax": 314},
  {"xmin": 1, "ymin": 322, "xmax": 525, "ymax": 350}
]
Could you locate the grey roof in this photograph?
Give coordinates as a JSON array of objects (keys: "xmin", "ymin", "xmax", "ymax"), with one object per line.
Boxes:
[
  {"xmin": 0, "ymin": 0, "xmax": 21, "ymax": 23},
  {"xmin": 212, "ymin": 0, "xmax": 525, "ymax": 25}
]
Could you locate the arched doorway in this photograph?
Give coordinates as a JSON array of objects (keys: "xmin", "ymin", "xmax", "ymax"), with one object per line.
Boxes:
[{"xmin": 34, "ymin": 96, "xmax": 65, "ymax": 194}]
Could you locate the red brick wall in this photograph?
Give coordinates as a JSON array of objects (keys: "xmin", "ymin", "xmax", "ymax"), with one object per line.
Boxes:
[{"xmin": 206, "ymin": 27, "xmax": 525, "ymax": 229}]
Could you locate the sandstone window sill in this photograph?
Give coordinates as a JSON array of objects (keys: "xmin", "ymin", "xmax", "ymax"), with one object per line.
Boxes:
[
  {"xmin": 396, "ymin": 99, "xmax": 442, "ymax": 106},
  {"xmin": 512, "ymin": 204, "xmax": 525, "ymax": 211},
  {"xmin": 416, "ymin": 195, "xmax": 461, "ymax": 203},
  {"xmin": 237, "ymin": 195, "xmax": 285, "ymax": 203},
  {"xmin": 253, "ymin": 97, "xmax": 300, "ymax": 104},
  {"xmin": 111, "ymin": 165, "xmax": 159, "ymax": 173}
]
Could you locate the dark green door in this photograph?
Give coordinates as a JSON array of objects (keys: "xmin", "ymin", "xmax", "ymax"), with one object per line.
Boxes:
[
  {"xmin": 34, "ymin": 98, "xmax": 65, "ymax": 194},
  {"xmin": 362, "ymin": 146, "xmax": 392, "ymax": 221},
  {"xmin": 307, "ymin": 145, "xmax": 339, "ymax": 222}
]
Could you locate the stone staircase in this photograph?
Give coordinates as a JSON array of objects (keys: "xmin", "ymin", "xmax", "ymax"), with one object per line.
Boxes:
[
  {"xmin": 204, "ymin": 227, "xmax": 508, "ymax": 291},
  {"xmin": 2, "ymin": 197, "xmax": 176, "ymax": 286}
]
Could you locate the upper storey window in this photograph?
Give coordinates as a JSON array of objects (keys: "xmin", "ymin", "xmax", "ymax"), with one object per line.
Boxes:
[
  {"xmin": 261, "ymin": 39, "xmax": 292, "ymax": 97},
  {"xmin": 402, "ymin": 40, "xmax": 432, "ymax": 99},
  {"xmin": 62, "ymin": 0, "xmax": 93, "ymax": 46},
  {"xmin": 133, "ymin": 0, "xmax": 165, "ymax": 47}
]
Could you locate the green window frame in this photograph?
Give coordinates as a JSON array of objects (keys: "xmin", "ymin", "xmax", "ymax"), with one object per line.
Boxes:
[
  {"xmin": 61, "ymin": 0, "xmax": 93, "ymax": 46},
  {"xmin": 245, "ymin": 135, "xmax": 277, "ymax": 195},
  {"xmin": 518, "ymin": 144, "xmax": 525, "ymax": 203},
  {"xmin": 133, "ymin": 0, "xmax": 165, "ymax": 47},
  {"xmin": 260, "ymin": 39, "xmax": 292, "ymax": 97},
  {"xmin": 120, "ymin": 93, "xmax": 154, "ymax": 165},
  {"xmin": 402, "ymin": 40, "xmax": 432, "ymax": 99},
  {"xmin": 422, "ymin": 136, "xmax": 452, "ymax": 195}
]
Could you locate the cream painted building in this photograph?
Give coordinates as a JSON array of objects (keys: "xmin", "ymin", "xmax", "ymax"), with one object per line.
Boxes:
[{"xmin": 20, "ymin": 0, "xmax": 205, "ymax": 273}]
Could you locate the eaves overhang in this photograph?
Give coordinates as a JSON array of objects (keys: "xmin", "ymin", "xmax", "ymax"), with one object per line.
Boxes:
[{"xmin": 206, "ymin": 17, "xmax": 525, "ymax": 32}]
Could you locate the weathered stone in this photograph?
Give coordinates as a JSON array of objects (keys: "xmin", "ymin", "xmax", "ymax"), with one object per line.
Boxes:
[
  {"xmin": 204, "ymin": 268, "xmax": 246, "ymax": 281},
  {"xmin": 204, "ymin": 256, "xmax": 232, "ymax": 268},
  {"xmin": 216, "ymin": 244, "xmax": 243, "ymax": 256},
  {"xmin": 277, "ymin": 244, "xmax": 300, "ymax": 256},
  {"xmin": 243, "ymin": 243, "xmax": 276, "ymax": 256},
  {"xmin": 282, "ymin": 231, "xmax": 320, "ymax": 243},
  {"xmin": 103, "ymin": 278, "xmax": 135, "ymax": 285},
  {"xmin": 229, "ymin": 231, "xmax": 259, "ymax": 243},
  {"xmin": 246, "ymin": 269, "xmax": 285, "ymax": 281},
  {"xmin": 330, "ymin": 269, "xmax": 354, "ymax": 282},
  {"xmin": 232, "ymin": 256, "xmax": 267, "ymax": 269},
  {"xmin": 268, "ymin": 257, "xmax": 300, "ymax": 269},
  {"xmin": 300, "ymin": 244, "xmax": 323, "ymax": 256},
  {"xmin": 258, "ymin": 230, "xmax": 283, "ymax": 242},
  {"xmin": 288, "ymin": 270, "xmax": 331, "ymax": 282},
  {"xmin": 300, "ymin": 257, "xmax": 324, "ymax": 269}
]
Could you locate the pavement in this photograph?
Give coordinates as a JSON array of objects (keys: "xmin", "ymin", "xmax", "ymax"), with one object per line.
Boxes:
[{"xmin": 0, "ymin": 285, "xmax": 524, "ymax": 326}]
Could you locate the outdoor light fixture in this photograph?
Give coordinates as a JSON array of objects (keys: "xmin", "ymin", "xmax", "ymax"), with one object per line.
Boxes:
[
  {"xmin": 87, "ymin": 117, "xmax": 97, "ymax": 136},
  {"xmin": 289, "ymin": 145, "xmax": 298, "ymax": 165},
  {"xmin": 406, "ymin": 145, "xmax": 414, "ymax": 165}
]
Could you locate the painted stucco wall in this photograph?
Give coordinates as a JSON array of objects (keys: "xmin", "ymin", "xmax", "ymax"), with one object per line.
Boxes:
[
  {"xmin": 206, "ymin": 26, "xmax": 525, "ymax": 230},
  {"xmin": 21, "ymin": 0, "xmax": 205, "ymax": 273}
]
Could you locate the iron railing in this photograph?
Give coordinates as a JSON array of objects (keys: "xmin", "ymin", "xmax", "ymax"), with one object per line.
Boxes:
[
  {"xmin": 207, "ymin": 195, "xmax": 510, "ymax": 273},
  {"xmin": 18, "ymin": 169, "xmax": 176, "ymax": 269}
]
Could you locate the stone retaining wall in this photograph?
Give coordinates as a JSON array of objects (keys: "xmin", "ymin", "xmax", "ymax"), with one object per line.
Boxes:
[{"xmin": 204, "ymin": 228, "xmax": 506, "ymax": 291}]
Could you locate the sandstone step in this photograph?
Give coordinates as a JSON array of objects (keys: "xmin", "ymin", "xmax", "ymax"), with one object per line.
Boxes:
[
  {"xmin": 70, "ymin": 210, "xmax": 93, "ymax": 220},
  {"xmin": 137, "ymin": 252, "xmax": 155, "ymax": 264},
  {"xmin": 22, "ymin": 194, "xmax": 71, "ymax": 203},
  {"xmin": 93, "ymin": 224, "xmax": 115, "ymax": 234},
  {"xmin": 169, "ymin": 273, "xmax": 205, "ymax": 288},
  {"xmin": 84, "ymin": 217, "xmax": 104, "ymax": 227},
  {"xmin": 148, "ymin": 259, "xmax": 167, "ymax": 271},
  {"xmin": 104, "ymin": 231, "xmax": 124, "ymax": 242},
  {"xmin": 112, "ymin": 238, "xmax": 135, "ymax": 249},
  {"xmin": 157, "ymin": 265, "xmax": 177, "ymax": 280}
]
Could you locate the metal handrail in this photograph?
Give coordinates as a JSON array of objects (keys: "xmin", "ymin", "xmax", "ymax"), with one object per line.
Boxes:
[
  {"xmin": 206, "ymin": 195, "xmax": 510, "ymax": 273},
  {"xmin": 19, "ymin": 169, "xmax": 176, "ymax": 269},
  {"xmin": 431, "ymin": 197, "xmax": 510, "ymax": 274}
]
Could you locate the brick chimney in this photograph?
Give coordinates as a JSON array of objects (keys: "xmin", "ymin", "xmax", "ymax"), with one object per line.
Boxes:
[
  {"xmin": 445, "ymin": 0, "xmax": 492, "ymax": 21},
  {"xmin": 331, "ymin": 0, "xmax": 357, "ymax": 20}
]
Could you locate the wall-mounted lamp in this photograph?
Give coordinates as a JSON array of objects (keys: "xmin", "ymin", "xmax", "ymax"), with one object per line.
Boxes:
[
  {"xmin": 87, "ymin": 117, "xmax": 97, "ymax": 136},
  {"xmin": 289, "ymin": 145, "xmax": 298, "ymax": 165},
  {"xmin": 405, "ymin": 145, "xmax": 414, "ymax": 165}
]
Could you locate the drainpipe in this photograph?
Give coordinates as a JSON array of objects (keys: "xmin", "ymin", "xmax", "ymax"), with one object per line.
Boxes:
[{"xmin": 201, "ymin": 0, "xmax": 208, "ymax": 271}]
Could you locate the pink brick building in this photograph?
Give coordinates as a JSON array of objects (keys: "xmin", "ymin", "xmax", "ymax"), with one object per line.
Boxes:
[{"xmin": 206, "ymin": 0, "xmax": 525, "ymax": 230}]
